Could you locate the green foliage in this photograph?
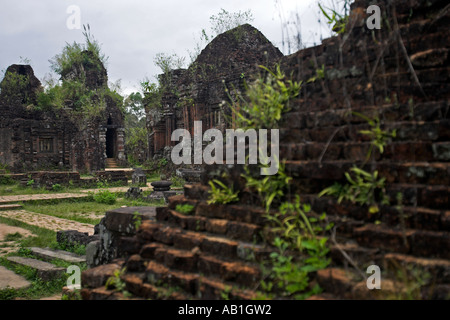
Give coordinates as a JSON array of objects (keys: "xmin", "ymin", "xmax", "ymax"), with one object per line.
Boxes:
[
  {"xmin": 319, "ymin": 114, "xmax": 395, "ymax": 214},
  {"xmin": 170, "ymin": 175, "xmax": 186, "ymax": 188},
  {"xmin": 0, "ymin": 71, "xmax": 31, "ymax": 105},
  {"xmin": 50, "ymin": 238, "xmax": 86, "ymax": 256},
  {"xmin": 125, "ymin": 126, "xmax": 148, "ymax": 166},
  {"xmin": 259, "ymin": 196, "xmax": 332, "ymax": 299},
  {"xmin": 318, "ymin": 3, "xmax": 349, "ymax": 34},
  {"xmin": 51, "ymin": 184, "xmax": 63, "ymax": 192},
  {"xmin": 132, "ymin": 211, "xmax": 142, "ymax": 230},
  {"xmin": 307, "ymin": 64, "xmax": 326, "ymax": 83},
  {"xmin": 175, "ymin": 204, "xmax": 195, "ymax": 215},
  {"xmin": 50, "ymin": 24, "xmax": 107, "ymax": 77},
  {"xmin": 141, "ymin": 80, "xmax": 161, "ymax": 110},
  {"xmin": 154, "ymin": 52, "xmax": 186, "ymax": 74},
  {"xmin": 319, "ymin": 167, "xmax": 389, "ymax": 214},
  {"xmin": 36, "ymin": 24, "xmax": 123, "ymax": 125},
  {"xmin": 228, "ymin": 64, "xmax": 301, "ymax": 129},
  {"xmin": 0, "ymin": 175, "xmax": 15, "ymax": 185},
  {"xmin": 353, "ymin": 112, "xmax": 397, "ymax": 161},
  {"xmin": 243, "ymin": 161, "xmax": 291, "ymax": 212},
  {"xmin": 93, "ymin": 190, "xmax": 117, "ymax": 205},
  {"xmin": 209, "ymin": 8, "xmax": 254, "ymax": 36},
  {"xmin": 4, "ymin": 232, "xmax": 23, "ymax": 242},
  {"xmin": 207, "ymin": 179, "xmax": 239, "ymax": 205},
  {"xmin": 105, "ymin": 267, "xmax": 131, "ymax": 298}
]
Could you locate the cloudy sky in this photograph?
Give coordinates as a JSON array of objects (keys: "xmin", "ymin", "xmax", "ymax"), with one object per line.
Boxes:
[{"xmin": 0, "ymin": 0, "xmax": 341, "ymax": 95}]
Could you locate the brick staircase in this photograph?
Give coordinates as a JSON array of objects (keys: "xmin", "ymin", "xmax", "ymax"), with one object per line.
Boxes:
[
  {"xmin": 81, "ymin": 189, "xmax": 270, "ymax": 300},
  {"xmin": 106, "ymin": 158, "xmax": 120, "ymax": 169}
]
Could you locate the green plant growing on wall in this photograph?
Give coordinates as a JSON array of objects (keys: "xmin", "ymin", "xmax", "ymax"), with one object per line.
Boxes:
[
  {"xmin": 132, "ymin": 211, "xmax": 142, "ymax": 230},
  {"xmin": 0, "ymin": 71, "xmax": 31, "ymax": 105},
  {"xmin": 207, "ymin": 179, "xmax": 239, "ymax": 205},
  {"xmin": 242, "ymin": 161, "xmax": 291, "ymax": 213},
  {"xmin": 319, "ymin": 113, "xmax": 395, "ymax": 214},
  {"xmin": 226, "ymin": 64, "xmax": 332, "ymax": 299},
  {"xmin": 105, "ymin": 267, "xmax": 131, "ymax": 298},
  {"xmin": 319, "ymin": 167, "xmax": 389, "ymax": 214},
  {"xmin": 318, "ymin": 3, "xmax": 349, "ymax": 34},
  {"xmin": 175, "ymin": 204, "xmax": 195, "ymax": 215},
  {"xmin": 353, "ymin": 112, "xmax": 397, "ymax": 162},
  {"xmin": 227, "ymin": 65, "xmax": 302, "ymax": 129}
]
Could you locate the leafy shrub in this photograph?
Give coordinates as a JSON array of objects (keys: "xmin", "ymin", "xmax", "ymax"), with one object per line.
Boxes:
[
  {"xmin": 0, "ymin": 175, "xmax": 15, "ymax": 185},
  {"xmin": 93, "ymin": 190, "xmax": 117, "ymax": 205},
  {"xmin": 207, "ymin": 179, "xmax": 239, "ymax": 205},
  {"xmin": 51, "ymin": 184, "xmax": 63, "ymax": 192}
]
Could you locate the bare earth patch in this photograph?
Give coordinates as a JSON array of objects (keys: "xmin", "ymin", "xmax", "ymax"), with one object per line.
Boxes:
[
  {"xmin": 0, "ymin": 210, "xmax": 95, "ymax": 235},
  {"xmin": 0, "ymin": 223, "xmax": 35, "ymax": 257}
]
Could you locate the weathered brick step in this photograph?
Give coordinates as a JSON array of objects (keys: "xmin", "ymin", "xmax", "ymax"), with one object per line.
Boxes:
[
  {"xmin": 139, "ymin": 239, "xmax": 260, "ymax": 285},
  {"xmin": 6, "ymin": 256, "xmax": 65, "ymax": 281},
  {"xmin": 28, "ymin": 247, "xmax": 86, "ymax": 264},
  {"xmin": 280, "ymin": 119, "xmax": 450, "ymax": 144},
  {"xmin": 137, "ymin": 221, "xmax": 271, "ymax": 262},
  {"xmin": 167, "ymin": 194, "xmax": 199, "ymax": 210},
  {"xmin": 0, "ymin": 204, "xmax": 22, "ymax": 211},
  {"xmin": 306, "ymin": 194, "xmax": 449, "ymax": 232},
  {"xmin": 354, "ymin": 224, "xmax": 450, "ymax": 259},
  {"xmin": 315, "ymin": 267, "xmax": 411, "ymax": 300},
  {"xmin": 299, "ymin": 181, "xmax": 450, "ymax": 211},
  {"xmin": 286, "ymin": 160, "xmax": 450, "ymax": 187},
  {"xmin": 157, "ymin": 207, "xmax": 262, "ymax": 242},
  {"xmin": 282, "ymin": 100, "xmax": 450, "ymax": 131},
  {"xmin": 330, "ymin": 242, "xmax": 381, "ymax": 267},
  {"xmin": 383, "ymin": 253, "xmax": 450, "ymax": 283},
  {"xmin": 386, "ymin": 183, "xmax": 450, "ymax": 211},
  {"xmin": 122, "ymin": 272, "xmax": 191, "ymax": 300},
  {"xmin": 381, "ymin": 206, "xmax": 449, "ymax": 232},
  {"xmin": 182, "ymin": 187, "xmax": 267, "ymax": 225},
  {"xmin": 134, "ymin": 242, "xmax": 261, "ymax": 287},
  {"xmin": 144, "ymin": 260, "xmax": 259, "ymax": 299},
  {"xmin": 184, "ymin": 184, "xmax": 210, "ymax": 201}
]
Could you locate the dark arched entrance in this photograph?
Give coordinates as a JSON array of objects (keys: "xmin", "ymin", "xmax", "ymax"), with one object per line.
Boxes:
[{"xmin": 106, "ymin": 128, "xmax": 116, "ymax": 158}]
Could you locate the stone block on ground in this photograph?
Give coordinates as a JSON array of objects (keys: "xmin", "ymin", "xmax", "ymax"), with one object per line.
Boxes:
[
  {"xmin": 28, "ymin": 247, "xmax": 85, "ymax": 264},
  {"xmin": 6, "ymin": 256, "xmax": 65, "ymax": 281}
]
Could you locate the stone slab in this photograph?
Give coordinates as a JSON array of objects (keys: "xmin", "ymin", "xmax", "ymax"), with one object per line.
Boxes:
[
  {"xmin": 28, "ymin": 247, "xmax": 86, "ymax": 264},
  {"xmin": 7, "ymin": 256, "xmax": 65, "ymax": 281},
  {"xmin": 0, "ymin": 266, "xmax": 31, "ymax": 290},
  {"xmin": 104, "ymin": 206, "xmax": 157, "ymax": 234}
]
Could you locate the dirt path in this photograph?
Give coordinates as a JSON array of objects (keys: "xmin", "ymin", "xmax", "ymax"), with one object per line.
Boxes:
[{"xmin": 0, "ymin": 210, "xmax": 95, "ymax": 235}]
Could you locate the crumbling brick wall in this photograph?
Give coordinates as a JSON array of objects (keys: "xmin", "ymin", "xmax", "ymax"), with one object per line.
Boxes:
[
  {"xmin": 0, "ymin": 60, "xmax": 126, "ymax": 173},
  {"xmin": 82, "ymin": 0, "xmax": 449, "ymax": 300},
  {"xmin": 147, "ymin": 24, "xmax": 284, "ymax": 158}
]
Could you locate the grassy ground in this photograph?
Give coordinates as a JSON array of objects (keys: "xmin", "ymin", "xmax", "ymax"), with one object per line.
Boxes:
[
  {"xmin": 0, "ymin": 184, "xmax": 167, "ymax": 300},
  {"xmin": 22, "ymin": 197, "xmax": 165, "ymax": 225}
]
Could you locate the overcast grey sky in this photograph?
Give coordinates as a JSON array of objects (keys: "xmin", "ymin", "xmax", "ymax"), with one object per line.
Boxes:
[{"xmin": 0, "ymin": 0, "xmax": 340, "ymax": 95}]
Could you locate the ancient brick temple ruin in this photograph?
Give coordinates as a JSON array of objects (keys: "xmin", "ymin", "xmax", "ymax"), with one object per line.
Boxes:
[
  {"xmin": 86, "ymin": 0, "xmax": 448, "ymax": 299},
  {"xmin": 0, "ymin": 52, "xmax": 126, "ymax": 173},
  {"xmin": 146, "ymin": 23, "xmax": 284, "ymax": 158}
]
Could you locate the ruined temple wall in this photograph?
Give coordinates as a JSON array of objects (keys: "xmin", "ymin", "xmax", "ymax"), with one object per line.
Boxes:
[{"xmin": 147, "ymin": 24, "xmax": 284, "ymax": 157}]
